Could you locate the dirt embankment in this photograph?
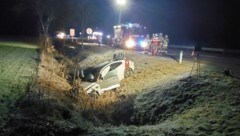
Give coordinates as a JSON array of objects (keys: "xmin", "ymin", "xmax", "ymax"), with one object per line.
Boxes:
[{"xmin": 36, "ymin": 47, "xmax": 72, "ymax": 100}]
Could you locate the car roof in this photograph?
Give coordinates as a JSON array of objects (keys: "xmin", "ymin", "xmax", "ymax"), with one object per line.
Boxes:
[{"xmin": 91, "ymin": 60, "xmax": 122, "ymax": 72}]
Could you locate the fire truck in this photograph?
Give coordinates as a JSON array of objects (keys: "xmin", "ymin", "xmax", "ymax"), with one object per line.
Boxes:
[{"xmin": 113, "ymin": 23, "xmax": 149, "ymax": 50}]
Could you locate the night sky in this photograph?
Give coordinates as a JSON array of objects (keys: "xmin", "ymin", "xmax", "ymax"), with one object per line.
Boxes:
[{"xmin": 0, "ymin": 0, "xmax": 239, "ymax": 48}]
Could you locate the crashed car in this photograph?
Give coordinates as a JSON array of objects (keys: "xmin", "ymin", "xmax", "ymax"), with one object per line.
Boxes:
[{"xmin": 79, "ymin": 54, "xmax": 135, "ymax": 95}]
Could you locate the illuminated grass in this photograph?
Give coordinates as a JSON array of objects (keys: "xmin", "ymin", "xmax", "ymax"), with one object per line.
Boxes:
[
  {"xmin": 0, "ymin": 41, "xmax": 39, "ymax": 49},
  {"xmin": 0, "ymin": 42, "xmax": 38, "ymax": 127}
]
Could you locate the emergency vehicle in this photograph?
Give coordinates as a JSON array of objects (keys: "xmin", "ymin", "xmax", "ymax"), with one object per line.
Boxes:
[{"xmin": 113, "ymin": 23, "xmax": 148, "ymax": 50}]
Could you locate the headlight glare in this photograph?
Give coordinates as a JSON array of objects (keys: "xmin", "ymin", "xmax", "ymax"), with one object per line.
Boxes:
[
  {"xmin": 140, "ymin": 41, "xmax": 147, "ymax": 48},
  {"xmin": 126, "ymin": 39, "xmax": 135, "ymax": 48}
]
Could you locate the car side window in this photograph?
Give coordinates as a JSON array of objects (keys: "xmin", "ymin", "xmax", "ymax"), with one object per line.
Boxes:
[
  {"xmin": 102, "ymin": 62, "xmax": 122, "ymax": 79},
  {"xmin": 110, "ymin": 62, "xmax": 122, "ymax": 71}
]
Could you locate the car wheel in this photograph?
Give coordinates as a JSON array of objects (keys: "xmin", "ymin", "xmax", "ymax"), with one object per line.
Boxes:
[{"xmin": 89, "ymin": 90, "xmax": 99, "ymax": 98}]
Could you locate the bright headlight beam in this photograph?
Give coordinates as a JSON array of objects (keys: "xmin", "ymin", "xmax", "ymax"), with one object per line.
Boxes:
[
  {"xmin": 126, "ymin": 39, "xmax": 135, "ymax": 48},
  {"xmin": 140, "ymin": 41, "xmax": 147, "ymax": 48}
]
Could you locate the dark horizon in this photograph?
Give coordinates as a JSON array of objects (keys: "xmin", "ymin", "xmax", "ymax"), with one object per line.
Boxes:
[{"xmin": 0, "ymin": 0, "xmax": 239, "ymax": 48}]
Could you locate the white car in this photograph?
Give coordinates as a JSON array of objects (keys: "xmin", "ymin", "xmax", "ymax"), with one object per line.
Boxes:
[{"xmin": 79, "ymin": 56, "xmax": 134, "ymax": 96}]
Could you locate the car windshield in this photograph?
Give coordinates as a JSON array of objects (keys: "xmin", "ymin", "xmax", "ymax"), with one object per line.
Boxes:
[{"xmin": 87, "ymin": 61, "xmax": 110, "ymax": 81}]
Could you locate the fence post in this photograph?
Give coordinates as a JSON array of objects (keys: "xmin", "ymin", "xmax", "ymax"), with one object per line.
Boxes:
[{"xmin": 179, "ymin": 51, "xmax": 183, "ymax": 64}]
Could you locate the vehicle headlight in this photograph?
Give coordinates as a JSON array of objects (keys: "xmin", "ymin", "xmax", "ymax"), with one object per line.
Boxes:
[
  {"xmin": 57, "ymin": 32, "xmax": 65, "ymax": 39},
  {"xmin": 140, "ymin": 41, "xmax": 147, "ymax": 48},
  {"xmin": 126, "ymin": 39, "xmax": 135, "ymax": 48}
]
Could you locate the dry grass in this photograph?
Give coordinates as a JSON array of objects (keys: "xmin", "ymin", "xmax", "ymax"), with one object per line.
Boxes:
[{"xmin": 35, "ymin": 46, "xmax": 71, "ymax": 100}]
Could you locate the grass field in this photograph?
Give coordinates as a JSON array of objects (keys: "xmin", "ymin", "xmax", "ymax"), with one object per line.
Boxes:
[{"xmin": 0, "ymin": 41, "xmax": 38, "ymax": 127}]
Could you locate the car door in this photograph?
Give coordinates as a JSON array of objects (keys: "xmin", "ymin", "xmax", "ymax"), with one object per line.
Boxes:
[{"xmin": 98, "ymin": 62, "xmax": 122, "ymax": 92}]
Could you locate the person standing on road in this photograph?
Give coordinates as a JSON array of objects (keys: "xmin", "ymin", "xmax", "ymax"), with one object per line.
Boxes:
[
  {"xmin": 146, "ymin": 34, "xmax": 151, "ymax": 53},
  {"xmin": 163, "ymin": 35, "xmax": 169, "ymax": 53},
  {"xmin": 151, "ymin": 33, "xmax": 159, "ymax": 55}
]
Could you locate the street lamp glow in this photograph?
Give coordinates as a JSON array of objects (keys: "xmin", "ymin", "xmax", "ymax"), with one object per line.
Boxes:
[
  {"xmin": 116, "ymin": 0, "xmax": 126, "ymax": 24},
  {"xmin": 117, "ymin": 0, "xmax": 126, "ymax": 5}
]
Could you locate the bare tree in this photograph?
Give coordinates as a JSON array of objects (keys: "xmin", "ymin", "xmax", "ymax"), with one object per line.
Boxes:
[
  {"xmin": 16, "ymin": 0, "xmax": 95, "ymax": 47},
  {"xmin": 33, "ymin": 0, "xmax": 55, "ymax": 49},
  {"xmin": 16, "ymin": 0, "xmax": 56, "ymax": 49}
]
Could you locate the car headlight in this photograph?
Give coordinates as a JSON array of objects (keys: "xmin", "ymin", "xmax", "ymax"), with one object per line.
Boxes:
[
  {"xmin": 140, "ymin": 41, "xmax": 147, "ymax": 48},
  {"xmin": 126, "ymin": 39, "xmax": 136, "ymax": 48},
  {"xmin": 57, "ymin": 32, "xmax": 65, "ymax": 39}
]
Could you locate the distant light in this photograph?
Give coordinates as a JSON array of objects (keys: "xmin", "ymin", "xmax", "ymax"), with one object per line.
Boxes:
[
  {"xmin": 117, "ymin": 0, "xmax": 126, "ymax": 5},
  {"xmin": 92, "ymin": 32, "xmax": 103, "ymax": 36},
  {"xmin": 126, "ymin": 39, "xmax": 136, "ymax": 48},
  {"xmin": 57, "ymin": 32, "xmax": 65, "ymax": 39},
  {"xmin": 107, "ymin": 35, "xmax": 111, "ymax": 39},
  {"xmin": 140, "ymin": 41, "xmax": 147, "ymax": 48},
  {"xmin": 129, "ymin": 23, "xmax": 133, "ymax": 27}
]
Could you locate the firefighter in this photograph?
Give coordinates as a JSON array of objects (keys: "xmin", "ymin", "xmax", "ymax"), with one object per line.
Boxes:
[
  {"xmin": 163, "ymin": 35, "xmax": 169, "ymax": 53},
  {"xmin": 158, "ymin": 33, "xmax": 164, "ymax": 54},
  {"xmin": 151, "ymin": 33, "xmax": 159, "ymax": 56},
  {"xmin": 146, "ymin": 34, "xmax": 151, "ymax": 53}
]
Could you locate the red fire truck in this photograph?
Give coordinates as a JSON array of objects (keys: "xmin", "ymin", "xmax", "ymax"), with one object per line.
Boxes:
[{"xmin": 113, "ymin": 23, "xmax": 148, "ymax": 50}]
